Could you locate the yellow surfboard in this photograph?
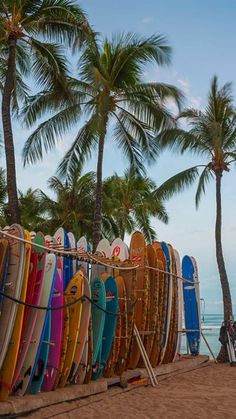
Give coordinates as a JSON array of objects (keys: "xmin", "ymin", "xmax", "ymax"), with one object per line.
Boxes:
[
  {"xmin": 54, "ymin": 306, "xmax": 70, "ymax": 389},
  {"xmin": 58, "ymin": 272, "xmax": 83, "ymax": 388},
  {"xmin": 0, "ymin": 230, "xmax": 31, "ymax": 401}
]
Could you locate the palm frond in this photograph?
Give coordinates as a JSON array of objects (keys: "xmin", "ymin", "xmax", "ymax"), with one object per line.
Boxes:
[
  {"xmin": 154, "ymin": 166, "xmax": 201, "ymax": 201},
  {"xmin": 195, "ymin": 165, "xmax": 213, "ymax": 208}
]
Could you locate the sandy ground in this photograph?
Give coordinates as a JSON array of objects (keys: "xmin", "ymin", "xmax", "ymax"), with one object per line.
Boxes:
[{"xmin": 25, "ymin": 363, "xmax": 236, "ymax": 419}]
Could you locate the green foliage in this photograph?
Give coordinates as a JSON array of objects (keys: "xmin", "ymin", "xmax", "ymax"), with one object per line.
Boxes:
[
  {"xmin": 22, "ymin": 32, "xmax": 183, "ymax": 174},
  {"xmin": 103, "ymin": 169, "xmax": 168, "ymax": 243},
  {"xmin": 155, "ymin": 76, "xmax": 236, "ymax": 205}
]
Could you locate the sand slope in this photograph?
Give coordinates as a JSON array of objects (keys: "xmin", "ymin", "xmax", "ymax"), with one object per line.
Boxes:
[{"xmin": 27, "ymin": 363, "xmax": 236, "ymax": 418}]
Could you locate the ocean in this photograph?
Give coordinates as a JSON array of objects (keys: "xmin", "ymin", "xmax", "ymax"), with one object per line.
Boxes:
[{"xmin": 181, "ymin": 314, "xmax": 223, "ymax": 357}]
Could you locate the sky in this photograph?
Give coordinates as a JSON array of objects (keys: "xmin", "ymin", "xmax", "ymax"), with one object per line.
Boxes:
[{"xmin": 3, "ymin": 0, "xmax": 236, "ymax": 314}]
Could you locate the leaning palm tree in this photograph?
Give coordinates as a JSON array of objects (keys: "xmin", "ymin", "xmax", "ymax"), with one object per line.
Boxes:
[
  {"xmin": 103, "ymin": 169, "xmax": 168, "ymax": 242},
  {"xmin": 155, "ymin": 76, "xmax": 236, "ymax": 360},
  {"xmin": 22, "ymin": 32, "xmax": 183, "ymax": 250},
  {"xmin": 0, "ymin": 0, "xmax": 91, "ymax": 223}
]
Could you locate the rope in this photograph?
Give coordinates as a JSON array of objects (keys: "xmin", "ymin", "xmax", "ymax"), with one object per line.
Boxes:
[
  {"xmin": 0, "ymin": 289, "xmax": 137, "ymax": 318},
  {"xmin": 0, "ymin": 229, "xmax": 199, "ymax": 285}
]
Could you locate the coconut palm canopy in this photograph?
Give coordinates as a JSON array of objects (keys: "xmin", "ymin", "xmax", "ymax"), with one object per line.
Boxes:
[
  {"xmin": 154, "ymin": 76, "xmax": 236, "ymax": 360},
  {"xmin": 103, "ymin": 169, "xmax": 168, "ymax": 243},
  {"xmin": 0, "ymin": 0, "xmax": 91, "ymax": 223},
  {"xmin": 22, "ymin": 32, "xmax": 183, "ymax": 249}
]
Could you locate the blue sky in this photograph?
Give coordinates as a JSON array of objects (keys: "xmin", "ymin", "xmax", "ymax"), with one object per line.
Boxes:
[{"xmin": 4, "ymin": 0, "xmax": 236, "ymax": 314}]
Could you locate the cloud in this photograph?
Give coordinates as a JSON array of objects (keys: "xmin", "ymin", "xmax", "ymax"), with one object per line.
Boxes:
[
  {"xmin": 141, "ymin": 17, "xmax": 153, "ymax": 24},
  {"xmin": 177, "ymin": 77, "xmax": 202, "ymax": 109}
]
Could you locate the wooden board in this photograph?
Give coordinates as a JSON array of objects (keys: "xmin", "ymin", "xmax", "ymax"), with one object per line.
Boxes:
[
  {"xmin": 128, "ymin": 232, "xmax": 148, "ymax": 369},
  {"xmin": 150, "ymin": 242, "xmax": 168, "ymax": 367}
]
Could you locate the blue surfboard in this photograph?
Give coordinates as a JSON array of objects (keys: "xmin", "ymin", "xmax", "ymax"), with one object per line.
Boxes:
[
  {"xmin": 182, "ymin": 255, "xmax": 200, "ymax": 355},
  {"xmin": 30, "ymin": 311, "xmax": 51, "ymax": 394},
  {"xmin": 64, "ymin": 231, "xmax": 73, "ymax": 288},
  {"xmin": 91, "ymin": 279, "xmax": 106, "ymax": 372}
]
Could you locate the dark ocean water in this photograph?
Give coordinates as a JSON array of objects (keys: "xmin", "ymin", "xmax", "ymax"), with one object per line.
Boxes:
[{"xmin": 181, "ymin": 314, "xmax": 223, "ymax": 357}]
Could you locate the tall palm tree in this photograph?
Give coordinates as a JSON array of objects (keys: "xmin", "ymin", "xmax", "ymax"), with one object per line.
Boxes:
[
  {"xmin": 103, "ymin": 169, "xmax": 168, "ymax": 242},
  {"xmin": 22, "ymin": 33, "xmax": 183, "ymax": 250},
  {"xmin": 154, "ymin": 76, "xmax": 236, "ymax": 360},
  {"xmin": 0, "ymin": 0, "xmax": 91, "ymax": 223}
]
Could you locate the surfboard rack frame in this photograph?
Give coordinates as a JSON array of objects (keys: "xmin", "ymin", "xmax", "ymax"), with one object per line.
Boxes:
[{"xmin": 133, "ymin": 324, "xmax": 158, "ymax": 387}]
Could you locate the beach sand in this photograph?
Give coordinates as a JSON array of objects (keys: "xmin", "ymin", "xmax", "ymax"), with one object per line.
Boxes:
[{"xmin": 26, "ymin": 363, "xmax": 236, "ymax": 418}]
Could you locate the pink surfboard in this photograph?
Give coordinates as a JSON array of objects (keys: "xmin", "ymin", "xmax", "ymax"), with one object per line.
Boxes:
[
  {"xmin": 41, "ymin": 269, "xmax": 63, "ymax": 391},
  {"xmin": 12, "ymin": 233, "xmax": 46, "ymax": 392}
]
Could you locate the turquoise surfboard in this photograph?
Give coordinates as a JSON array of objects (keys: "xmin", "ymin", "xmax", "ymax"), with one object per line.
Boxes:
[
  {"xmin": 92, "ymin": 276, "xmax": 118, "ymax": 380},
  {"xmin": 91, "ymin": 279, "xmax": 106, "ymax": 370}
]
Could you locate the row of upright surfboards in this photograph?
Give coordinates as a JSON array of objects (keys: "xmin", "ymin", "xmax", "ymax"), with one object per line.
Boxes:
[{"xmin": 0, "ymin": 226, "xmax": 200, "ymax": 401}]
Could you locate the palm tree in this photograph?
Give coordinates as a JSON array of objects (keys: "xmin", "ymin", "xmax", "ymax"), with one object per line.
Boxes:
[
  {"xmin": 22, "ymin": 33, "xmax": 183, "ymax": 250},
  {"xmin": 38, "ymin": 169, "xmax": 97, "ymax": 238},
  {"xmin": 0, "ymin": 0, "xmax": 91, "ymax": 223},
  {"xmin": 154, "ymin": 76, "xmax": 236, "ymax": 360},
  {"xmin": 18, "ymin": 188, "xmax": 46, "ymax": 231},
  {"xmin": 103, "ymin": 169, "xmax": 168, "ymax": 242}
]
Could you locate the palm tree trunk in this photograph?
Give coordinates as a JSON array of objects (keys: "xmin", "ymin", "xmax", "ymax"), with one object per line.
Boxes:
[
  {"xmin": 92, "ymin": 115, "xmax": 108, "ymax": 251},
  {"xmin": 1, "ymin": 36, "xmax": 20, "ymax": 224},
  {"xmin": 215, "ymin": 171, "xmax": 233, "ymax": 361}
]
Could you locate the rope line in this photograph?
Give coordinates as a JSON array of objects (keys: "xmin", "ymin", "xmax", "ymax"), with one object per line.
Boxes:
[
  {"xmin": 0, "ymin": 229, "xmax": 198, "ymax": 284},
  {"xmin": 0, "ymin": 289, "xmax": 137, "ymax": 318}
]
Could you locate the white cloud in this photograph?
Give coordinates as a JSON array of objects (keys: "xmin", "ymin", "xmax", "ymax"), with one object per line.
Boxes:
[
  {"xmin": 177, "ymin": 77, "xmax": 202, "ymax": 109},
  {"xmin": 141, "ymin": 17, "xmax": 153, "ymax": 24}
]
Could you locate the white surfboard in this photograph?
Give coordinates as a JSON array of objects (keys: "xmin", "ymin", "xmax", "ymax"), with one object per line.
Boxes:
[
  {"xmin": 111, "ymin": 238, "xmax": 127, "ymax": 261},
  {"xmin": 91, "ymin": 238, "xmax": 111, "ymax": 282},
  {"xmin": 0, "ymin": 225, "xmax": 25, "ymax": 369}
]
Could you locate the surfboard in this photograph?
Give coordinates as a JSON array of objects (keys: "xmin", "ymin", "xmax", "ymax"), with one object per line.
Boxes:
[
  {"xmin": 64, "ymin": 231, "xmax": 73, "ymax": 287},
  {"xmin": 111, "ymin": 238, "xmax": 127, "ymax": 262},
  {"xmin": 41, "ymin": 269, "xmax": 64, "ymax": 392},
  {"xmin": 92, "ymin": 276, "xmax": 118, "ymax": 380},
  {"xmin": 0, "ymin": 225, "xmax": 25, "ymax": 370},
  {"xmin": 182, "ymin": 255, "xmax": 200, "ymax": 355},
  {"xmin": 159, "ymin": 242, "xmax": 173, "ymax": 363},
  {"xmin": 128, "ymin": 232, "xmax": 148, "ymax": 369},
  {"xmin": 0, "ymin": 231, "xmax": 31, "ymax": 401},
  {"xmin": 16, "ymin": 253, "xmax": 56, "ymax": 396},
  {"xmin": 77, "ymin": 236, "xmax": 89, "ymax": 275},
  {"xmin": 162, "ymin": 244, "xmax": 178, "ymax": 364},
  {"xmin": 150, "ymin": 242, "xmax": 168, "ymax": 367},
  {"xmin": 54, "ymin": 306, "xmax": 69, "ymax": 388},
  {"xmin": 143, "ymin": 245, "xmax": 159, "ymax": 360},
  {"xmin": 12, "ymin": 232, "xmax": 45, "ymax": 391},
  {"xmin": 174, "ymin": 249, "xmax": 183, "ymax": 361},
  {"xmin": 0, "ymin": 239, "xmax": 9, "ymax": 309},
  {"xmin": 68, "ymin": 232, "xmax": 77, "ymax": 276},
  {"xmin": 91, "ymin": 239, "xmax": 111, "ymax": 282},
  {"xmin": 91, "ymin": 279, "xmax": 106, "ymax": 370},
  {"xmin": 83, "ymin": 318, "xmax": 93, "ymax": 384},
  {"xmin": 121, "ymin": 261, "xmax": 137, "ymax": 369},
  {"xmin": 54, "ymin": 227, "xmax": 66, "ymax": 289},
  {"xmin": 191, "ymin": 256, "xmax": 201, "ymax": 330},
  {"xmin": 70, "ymin": 274, "xmax": 91, "ymax": 383},
  {"xmin": 30, "ymin": 310, "xmax": 52, "ymax": 394},
  {"xmin": 58, "ymin": 272, "xmax": 84, "ymax": 388}
]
